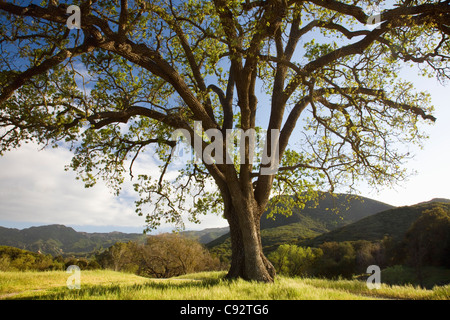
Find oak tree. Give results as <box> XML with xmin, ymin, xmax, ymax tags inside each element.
<box><xmin>1</xmin><ymin>0</ymin><xmax>449</xmax><ymax>281</ymax></box>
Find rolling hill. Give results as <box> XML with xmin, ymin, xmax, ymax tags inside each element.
<box><xmin>0</xmin><ymin>224</ymin><xmax>146</xmax><ymax>256</ymax></box>
<box><xmin>0</xmin><ymin>193</ymin><xmax>392</xmax><ymax>256</ymax></box>
<box><xmin>207</xmin><ymin>193</ymin><xmax>395</xmax><ymax>254</ymax></box>
<box><xmin>180</xmin><ymin>227</ymin><xmax>230</xmax><ymax>244</ymax></box>
<box><xmin>302</xmin><ymin>200</ymin><xmax>450</xmax><ymax>247</ymax></box>
<box><xmin>3</xmin><ymin>195</ymin><xmax>447</xmax><ymax>258</ymax></box>
<box><xmin>0</xmin><ymin>223</ymin><xmax>228</xmax><ymax>255</ymax></box>
<box><xmin>260</xmin><ymin>192</ymin><xmax>394</xmax><ymax>230</ymax></box>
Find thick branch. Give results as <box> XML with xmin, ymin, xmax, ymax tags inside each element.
<box><xmin>118</xmin><ymin>0</ymin><xmax>128</xmax><ymax>39</ymax></box>
<box><xmin>0</xmin><ymin>1</ymin><xmax>218</xmax><ymax>131</ymax></box>
<box><xmin>308</xmin><ymin>0</ymin><xmax>368</xmax><ymax>24</ymax></box>
<box><xmin>0</xmin><ymin>43</ymin><xmax>94</xmax><ymax>105</ymax></box>
<box><xmin>84</xmin><ymin>106</ymin><xmax>187</xmax><ymax>130</ymax></box>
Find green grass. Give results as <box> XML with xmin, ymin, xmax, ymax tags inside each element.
<box><xmin>0</xmin><ymin>270</ymin><xmax>448</xmax><ymax>300</ymax></box>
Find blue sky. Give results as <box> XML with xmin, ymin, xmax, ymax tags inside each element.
<box><xmin>359</xmin><ymin>75</ymin><xmax>450</xmax><ymax>206</ymax></box>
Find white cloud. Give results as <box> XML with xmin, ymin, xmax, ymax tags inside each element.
<box><xmin>0</xmin><ymin>142</ymin><xmax>147</xmax><ymax>229</ymax></box>
<box><xmin>0</xmin><ymin>142</ymin><xmax>228</xmax><ymax>232</ymax></box>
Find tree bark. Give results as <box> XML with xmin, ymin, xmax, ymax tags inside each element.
<box><xmin>223</xmin><ymin>192</ymin><xmax>276</xmax><ymax>282</ymax></box>
<box><xmin>225</xmin><ymin>205</ymin><xmax>245</xmax><ymax>279</ymax></box>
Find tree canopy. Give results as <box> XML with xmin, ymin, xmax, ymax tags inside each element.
<box><xmin>1</xmin><ymin>0</ymin><xmax>448</xmax><ymax>281</ymax></box>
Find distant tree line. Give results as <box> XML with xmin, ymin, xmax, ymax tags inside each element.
<box><xmin>268</xmin><ymin>206</ymin><xmax>450</xmax><ymax>283</ymax></box>
<box><xmin>268</xmin><ymin>240</ymin><xmax>385</xmax><ymax>279</ymax></box>
<box><xmin>0</xmin><ymin>233</ymin><xmax>222</xmax><ymax>278</ymax></box>
<box><xmin>0</xmin><ymin>245</ymin><xmax>100</xmax><ymax>271</ymax></box>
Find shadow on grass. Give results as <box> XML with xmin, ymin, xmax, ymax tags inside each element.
<box><xmin>14</xmin><ymin>277</ymin><xmax>226</xmax><ymax>300</ymax></box>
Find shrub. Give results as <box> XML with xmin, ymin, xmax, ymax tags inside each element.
<box><xmin>268</xmin><ymin>244</ymin><xmax>322</xmax><ymax>277</ymax></box>
<box><xmin>140</xmin><ymin>234</ymin><xmax>221</xmax><ymax>278</ymax></box>
<box><xmin>313</xmin><ymin>242</ymin><xmax>357</xmax><ymax>279</ymax></box>
<box><xmin>404</xmin><ymin>206</ymin><xmax>450</xmax><ymax>268</ymax></box>
<box><xmin>381</xmin><ymin>265</ymin><xmax>414</xmax><ymax>286</ymax></box>
<box><xmin>95</xmin><ymin>234</ymin><xmax>221</xmax><ymax>278</ymax></box>
<box><xmin>0</xmin><ymin>255</ymin><xmax>11</xmax><ymax>271</ymax></box>
<box><xmin>381</xmin><ymin>265</ymin><xmax>450</xmax><ymax>289</ymax></box>
<box><xmin>0</xmin><ymin>246</ymin><xmax>62</xmax><ymax>271</ymax></box>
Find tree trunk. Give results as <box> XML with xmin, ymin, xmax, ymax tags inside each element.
<box><xmin>223</xmin><ymin>196</ymin><xmax>276</xmax><ymax>282</ymax></box>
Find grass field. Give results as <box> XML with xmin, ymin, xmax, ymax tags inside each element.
<box><xmin>0</xmin><ymin>270</ymin><xmax>449</xmax><ymax>300</ymax></box>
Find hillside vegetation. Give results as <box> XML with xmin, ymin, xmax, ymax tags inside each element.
<box><xmin>0</xmin><ymin>193</ymin><xmax>392</xmax><ymax>257</ymax></box>
<box><xmin>0</xmin><ymin>234</ymin><xmax>221</xmax><ymax>279</ymax></box>
<box><xmin>265</xmin><ymin>202</ymin><xmax>450</xmax><ymax>288</ymax></box>
<box><xmin>0</xmin><ymin>224</ymin><xmax>145</xmax><ymax>256</ymax></box>
<box><xmin>303</xmin><ymin>201</ymin><xmax>450</xmax><ymax>246</ymax></box>
<box><xmin>206</xmin><ymin>199</ymin><xmax>450</xmax><ymax>288</ymax></box>
<box><xmin>207</xmin><ymin>193</ymin><xmax>394</xmax><ymax>258</ymax></box>
<box><xmin>260</xmin><ymin>193</ymin><xmax>394</xmax><ymax>230</ymax></box>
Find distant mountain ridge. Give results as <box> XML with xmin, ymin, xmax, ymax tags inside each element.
<box><xmin>260</xmin><ymin>193</ymin><xmax>395</xmax><ymax>230</ymax></box>
<box><xmin>419</xmin><ymin>198</ymin><xmax>450</xmax><ymax>205</ymax></box>
<box><xmin>0</xmin><ymin>193</ymin><xmax>391</xmax><ymax>255</ymax></box>
<box><xmin>207</xmin><ymin>197</ymin><xmax>450</xmax><ymax>257</ymax></box>
<box><xmin>180</xmin><ymin>227</ymin><xmax>230</xmax><ymax>244</ymax></box>
<box><xmin>0</xmin><ymin>224</ymin><xmax>145</xmax><ymax>256</ymax></box>
<box><xmin>302</xmin><ymin>201</ymin><xmax>450</xmax><ymax>247</ymax></box>
<box><xmin>3</xmin><ymin>195</ymin><xmax>448</xmax><ymax>257</ymax></box>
